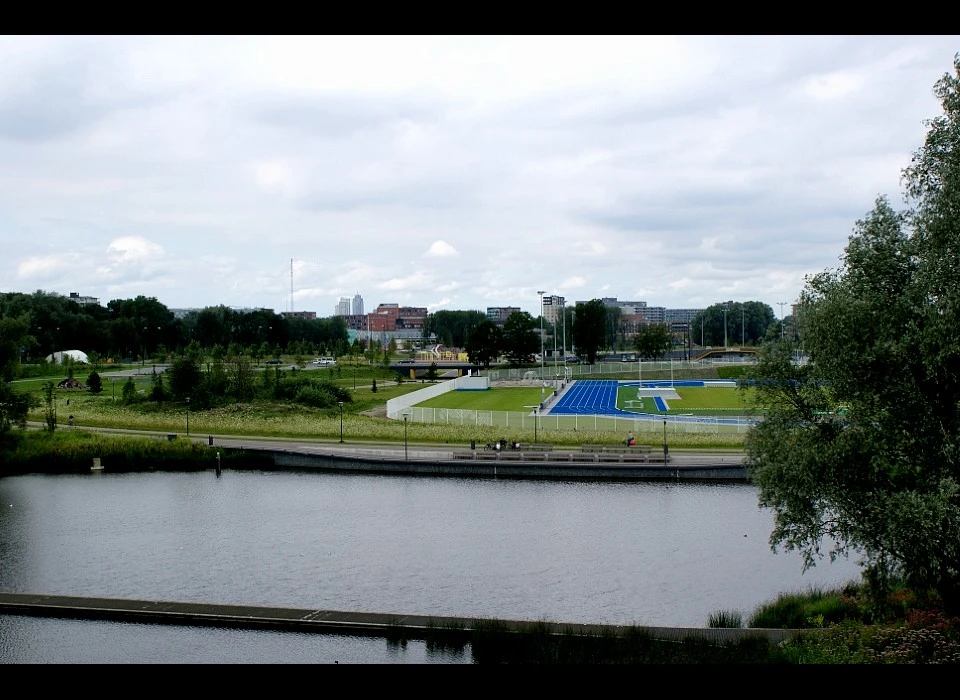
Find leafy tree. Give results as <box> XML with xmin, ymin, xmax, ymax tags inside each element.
<box><xmin>87</xmin><ymin>371</ymin><xmax>103</xmax><ymax>394</ymax></box>
<box><xmin>150</xmin><ymin>372</ymin><xmax>166</xmax><ymax>403</ymax></box>
<box><xmin>571</xmin><ymin>300</ymin><xmax>606</xmax><ymax>364</ymax></box>
<box><xmin>167</xmin><ymin>357</ymin><xmax>202</xmax><ymax>401</ymax></box>
<box><xmin>634</xmin><ymin>324</ymin><xmax>673</xmax><ymax>360</ymax></box>
<box><xmin>40</xmin><ymin>380</ymin><xmax>56</xmax><ymax>431</ymax></box>
<box><xmin>465</xmin><ymin>318</ymin><xmax>503</xmax><ymax>368</ymax></box>
<box><xmin>746</xmin><ymin>56</ymin><xmax>960</xmax><ymax>617</ymax></box>
<box><xmin>229</xmin><ymin>354</ymin><xmax>255</xmax><ymax>403</ymax></box>
<box><xmin>501</xmin><ymin>311</ymin><xmax>539</xmax><ymax>367</ymax></box>
<box><xmin>0</xmin><ymin>382</ymin><xmax>34</xmax><ymax>447</ymax></box>
<box><xmin>121</xmin><ymin>376</ymin><xmax>137</xmax><ymax>405</ymax></box>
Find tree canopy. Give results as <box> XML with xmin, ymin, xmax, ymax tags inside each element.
<box><xmin>745</xmin><ymin>55</ymin><xmax>960</xmax><ymax>616</ymax></box>
<box><xmin>633</xmin><ymin>324</ymin><xmax>673</xmax><ymax>360</ymax></box>
<box><xmin>571</xmin><ymin>300</ymin><xmax>606</xmax><ymax>364</ymax></box>
<box><xmin>501</xmin><ymin>311</ymin><xmax>538</xmax><ymax>367</ymax></box>
<box><xmin>464</xmin><ymin>318</ymin><xmax>503</xmax><ymax>368</ymax></box>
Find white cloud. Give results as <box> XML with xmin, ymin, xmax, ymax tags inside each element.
<box><xmin>106</xmin><ymin>236</ymin><xmax>164</xmax><ymax>265</ymax></box>
<box><xmin>2</xmin><ymin>36</ymin><xmax>959</xmax><ymax>317</ymax></box>
<box><xmin>17</xmin><ymin>253</ymin><xmax>87</xmax><ymax>279</ymax></box>
<box><xmin>425</xmin><ymin>240</ymin><xmax>458</xmax><ymax>257</ymax></box>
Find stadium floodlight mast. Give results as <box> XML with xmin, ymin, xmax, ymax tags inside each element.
<box><xmin>778</xmin><ymin>302</ymin><xmax>787</xmax><ymax>341</ymax></box>
<box><xmin>538</xmin><ymin>291</ymin><xmax>545</xmax><ymax>402</ymax></box>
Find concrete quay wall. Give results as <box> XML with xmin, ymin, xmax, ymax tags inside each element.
<box><xmin>238</xmin><ymin>448</ymin><xmax>748</xmax><ymax>481</ymax></box>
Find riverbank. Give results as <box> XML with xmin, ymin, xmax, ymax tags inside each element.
<box><xmin>4</xmin><ymin>428</ymin><xmax>747</xmax><ymax>481</ymax></box>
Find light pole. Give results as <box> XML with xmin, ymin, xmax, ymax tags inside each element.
<box><xmin>338</xmin><ymin>401</ymin><xmax>344</xmax><ymax>443</ymax></box>
<box><xmin>402</xmin><ymin>409</ymin><xmax>410</xmax><ymax>460</ymax></box>
<box><xmin>537</xmin><ymin>290</ymin><xmax>545</xmax><ymax>403</ymax></box>
<box><xmin>723</xmin><ymin>307</ymin><xmax>728</xmax><ymax>349</ymax></box>
<box><xmin>552</xmin><ymin>305</ymin><xmax>558</xmax><ymax>380</ymax></box>
<box><xmin>524</xmin><ymin>406</ymin><xmax>539</xmax><ymax>443</ymax></box>
<box><xmin>663</xmin><ymin>418</ymin><xmax>668</xmax><ymax>461</ymax></box>
<box><xmin>186</xmin><ymin>397</ymin><xmax>190</xmax><ymax>436</ymax></box>
<box><xmin>778</xmin><ymin>302</ymin><xmax>786</xmax><ymax>341</ymax></box>
<box><xmin>561</xmin><ymin>299</ymin><xmax>567</xmax><ymax>365</ymax></box>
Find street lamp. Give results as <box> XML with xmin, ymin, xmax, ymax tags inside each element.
<box><xmin>186</xmin><ymin>397</ymin><xmax>190</xmax><ymax>436</ymax></box>
<box><xmin>723</xmin><ymin>307</ymin><xmax>728</xmax><ymax>349</ymax></box>
<box><xmin>338</xmin><ymin>401</ymin><xmax>344</xmax><ymax>443</ymax></box>
<box><xmin>778</xmin><ymin>302</ymin><xmax>786</xmax><ymax>341</ymax></box>
<box><xmin>524</xmin><ymin>406</ymin><xmax>539</xmax><ymax>442</ymax></box>
<box><xmin>663</xmin><ymin>418</ymin><xmax>668</xmax><ymax>461</ymax></box>
<box><xmin>561</xmin><ymin>298</ymin><xmax>567</xmax><ymax>366</ymax></box>
<box><xmin>537</xmin><ymin>290</ymin><xmax>545</xmax><ymax>402</ymax></box>
<box><xmin>402</xmin><ymin>410</ymin><xmax>410</xmax><ymax>460</ymax></box>
<box><xmin>740</xmin><ymin>304</ymin><xmax>747</xmax><ymax>347</ymax></box>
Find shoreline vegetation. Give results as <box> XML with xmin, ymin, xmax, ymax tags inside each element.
<box><xmin>4</xmin><ymin>364</ymin><xmax>958</xmax><ymax>664</ymax></box>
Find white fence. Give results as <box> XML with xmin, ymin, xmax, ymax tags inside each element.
<box><xmin>386</xmin><ymin>375</ymin><xmax>488</xmax><ymax>419</ymax></box>
<box><xmin>403</xmin><ymin>407</ymin><xmax>754</xmax><ymax>436</ymax></box>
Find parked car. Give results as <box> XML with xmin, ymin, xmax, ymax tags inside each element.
<box><xmin>564</xmin><ymin>356</ymin><xmax>580</xmax><ymax>364</ymax></box>
<box><xmin>398</xmin><ymin>359</ymin><xmax>416</xmax><ymax>364</ymax></box>
<box><xmin>266</xmin><ymin>358</ymin><xmax>283</xmax><ymax>365</ymax></box>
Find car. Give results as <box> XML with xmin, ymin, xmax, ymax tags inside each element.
<box><xmin>266</xmin><ymin>358</ymin><xmax>282</xmax><ymax>365</ymax></box>
<box><xmin>398</xmin><ymin>359</ymin><xmax>416</xmax><ymax>364</ymax></box>
<box><xmin>564</xmin><ymin>356</ymin><xmax>580</xmax><ymax>364</ymax></box>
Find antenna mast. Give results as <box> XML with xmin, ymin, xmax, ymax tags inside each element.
<box><xmin>290</xmin><ymin>258</ymin><xmax>294</xmax><ymax>313</ymax></box>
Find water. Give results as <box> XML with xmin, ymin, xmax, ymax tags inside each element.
<box><xmin>0</xmin><ymin>469</ymin><xmax>861</xmax><ymax>663</ymax></box>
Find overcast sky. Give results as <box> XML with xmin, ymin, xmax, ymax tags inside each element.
<box><xmin>2</xmin><ymin>36</ymin><xmax>958</xmax><ymax>319</ymax></box>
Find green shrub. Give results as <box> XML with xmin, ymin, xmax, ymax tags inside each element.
<box><xmin>709</xmin><ymin>610</ymin><xmax>744</xmax><ymax>628</ymax></box>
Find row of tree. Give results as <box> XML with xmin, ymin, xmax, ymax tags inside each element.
<box><xmin>0</xmin><ymin>293</ymin><xmax>351</xmax><ymax>367</ymax></box>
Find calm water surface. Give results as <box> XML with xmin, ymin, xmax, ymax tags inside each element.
<box><xmin>0</xmin><ymin>469</ymin><xmax>861</xmax><ymax>663</ymax></box>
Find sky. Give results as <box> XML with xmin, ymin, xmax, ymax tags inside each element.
<box><xmin>2</xmin><ymin>35</ymin><xmax>959</xmax><ymax>320</ymax></box>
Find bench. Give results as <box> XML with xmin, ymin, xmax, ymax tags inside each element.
<box><xmin>524</xmin><ymin>443</ymin><xmax>554</xmax><ymax>452</ymax></box>
<box><xmin>596</xmin><ymin>452</ymin><xmax>649</xmax><ymax>463</ymax></box>
<box><xmin>581</xmin><ymin>444</ymin><xmax>652</xmax><ymax>454</ymax></box>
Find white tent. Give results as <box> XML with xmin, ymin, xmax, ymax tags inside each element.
<box><xmin>45</xmin><ymin>349</ymin><xmax>90</xmax><ymax>364</ymax></box>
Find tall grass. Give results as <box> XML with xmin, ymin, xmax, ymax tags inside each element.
<box><xmin>0</xmin><ymin>430</ymin><xmax>269</xmax><ymax>474</ymax></box>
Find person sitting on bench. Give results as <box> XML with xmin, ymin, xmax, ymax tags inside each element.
<box><xmin>626</xmin><ymin>433</ymin><xmax>636</xmax><ymax>447</ymax></box>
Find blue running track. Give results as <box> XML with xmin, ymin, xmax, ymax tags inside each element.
<box><xmin>549</xmin><ymin>379</ymin><xmax>755</xmax><ymax>426</ymax></box>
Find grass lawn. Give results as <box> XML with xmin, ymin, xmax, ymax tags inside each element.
<box><xmin>415</xmin><ymin>387</ymin><xmax>544</xmax><ymax>411</ymax></box>
<box><xmin>617</xmin><ymin>386</ymin><xmax>757</xmax><ymax>415</ymax></box>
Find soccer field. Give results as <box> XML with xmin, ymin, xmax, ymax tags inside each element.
<box><xmin>617</xmin><ymin>386</ymin><xmax>754</xmax><ymax>415</ymax></box>
<box><xmin>415</xmin><ymin>387</ymin><xmax>545</xmax><ymax>411</ymax></box>
<box><xmin>414</xmin><ymin>381</ymin><xmax>754</xmax><ymax>417</ymax></box>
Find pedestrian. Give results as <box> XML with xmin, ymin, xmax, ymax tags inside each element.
<box><xmin>626</xmin><ymin>432</ymin><xmax>635</xmax><ymax>447</ymax></box>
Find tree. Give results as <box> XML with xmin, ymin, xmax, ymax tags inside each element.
<box><xmin>87</xmin><ymin>371</ymin><xmax>103</xmax><ymax>394</ymax></box>
<box><xmin>167</xmin><ymin>357</ymin><xmax>202</xmax><ymax>402</ymax></box>
<box><xmin>41</xmin><ymin>380</ymin><xmax>56</xmax><ymax>431</ymax></box>
<box><xmin>745</xmin><ymin>56</ymin><xmax>960</xmax><ymax>616</ymax></box>
<box><xmin>571</xmin><ymin>300</ymin><xmax>606</xmax><ymax>364</ymax></box>
<box><xmin>634</xmin><ymin>324</ymin><xmax>673</xmax><ymax>360</ymax></box>
<box><xmin>501</xmin><ymin>312</ymin><xmax>538</xmax><ymax>367</ymax></box>
<box><xmin>0</xmin><ymin>381</ymin><xmax>33</xmax><ymax>446</ymax></box>
<box><xmin>121</xmin><ymin>376</ymin><xmax>137</xmax><ymax>405</ymax></box>
<box><xmin>464</xmin><ymin>319</ymin><xmax>503</xmax><ymax>368</ymax></box>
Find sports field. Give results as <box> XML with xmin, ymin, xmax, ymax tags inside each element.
<box><xmin>415</xmin><ymin>380</ymin><xmax>755</xmax><ymax>418</ymax></box>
